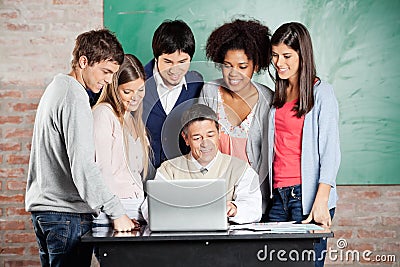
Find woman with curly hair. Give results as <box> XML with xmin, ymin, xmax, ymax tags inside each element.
<box><xmin>198</xmin><ymin>19</ymin><xmax>273</xmax><ymax>220</ymax></box>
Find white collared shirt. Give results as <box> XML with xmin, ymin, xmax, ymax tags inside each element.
<box><xmin>153</xmin><ymin>64</ymin><xmax>187</xmax><ymax>115</ymax></box>
<box><xmin>186</xmin><ymin>152</ymin><xmax>261</xmax><ymax>224</ymax></box>
<box><xmin>188</xmin><ymin>152</ymin><xmax>217</xmax><ymax>171</ymax></box>
<box><xmin>141</xmin><ymin>151</ymin><xmax>262</xmax><ymax>224</ymax></box>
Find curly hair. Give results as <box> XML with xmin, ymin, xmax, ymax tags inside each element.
<box><xmin>206</xmin><ymin>19</ymin><xmax>271</xmax><ymax>73</ymax></box>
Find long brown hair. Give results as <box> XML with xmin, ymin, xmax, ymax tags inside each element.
<box><xmin>95</xmin><ymin>54</ymin><xmax>150</xmax><ymax>178</ymax></box>
<box><xmin>269</xmin><ymin>22</ymin><xmax>317</xmax><ymax>117</ymax></box>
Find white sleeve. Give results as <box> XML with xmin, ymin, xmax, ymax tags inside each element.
<box><xmin>229</xmin><ymin>167</ymin><xmax>262</xmax><ymax>224</ymax></box>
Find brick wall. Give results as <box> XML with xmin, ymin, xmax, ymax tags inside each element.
<box><xmin>326</xmin><ymin>186</ymin><xmax>399</xmax><ymax>266</ymax></box>
<box><xmin>0</xmin><ymin>0</ymin><xmax>103</xmax><ymax>266</ymax></box>
<box><xmin>0</xmin><ymin>1</ymin><xmax>399</xmax><ymax>267</ymax></box>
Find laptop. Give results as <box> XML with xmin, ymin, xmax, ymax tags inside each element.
<box><xmin>146</xmin><ymin>179</ymin><xmax>228</xmax><ymax>232</ymax></box>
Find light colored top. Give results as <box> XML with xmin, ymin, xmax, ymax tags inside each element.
<box><xmin>92</xmin><ymin>103</ymin><xmax>144</xmax><ymax>199</ymax></box>
<box><xmin>199</xmin><ymin>78</ymin><xmax>274</xmax><ymax>213</ymax></box>
<box><xmin>217</xmin><ymin>89</ymin><xmax>257</xmax><ymax>138</ymax></box>
<box><xmin>267</xmin><ymin>80</ymin><xmax>340</xmax><ymax>215</ymax></box>
<box><xmin>199</xmin><ymin>79</ymin><xmax>272</xmax><ymax>170</ymax></box>
<box><xmin>273</xmin><ymin>98</ymin><xmax>304</xmax><ymax>188</ymax></box>
<box><xmin>141</xmin><ymin>152</ymin><xmax>262</xmax><ymax>224</ymax></box>
<box><xmin>219</xmin><ymin>131</ymin><xmax>248</xmax><ymax>162</ymax></box>
<box><xmin>93</xmin><ymin>197</ymin><xmax>144</xmax><ymax>227</ymax></box>
<box><xmin>217</xmin><ymin>88</ymin><xmax>257</xmax><ymax>162</ymax></box>
<box><xmin>153</xmin><ymin>63</ymin><xmax>187</xmax><ymax>115</ymax></box>
<box><xmin>25</xmin><ymin>73</ymin><xmax>125</xmax><ymax>219</ymax></box>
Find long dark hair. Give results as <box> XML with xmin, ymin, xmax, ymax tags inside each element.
<box><xmin>269</xmin><ymin>22</ymin><xmax>317</xmax><ymax>117</ymax></box>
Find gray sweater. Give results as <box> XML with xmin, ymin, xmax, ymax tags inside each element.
<box><xmin>25</xmin><ymin>74</ymin><xmax>125</xmax><ymax>219</ymax></box>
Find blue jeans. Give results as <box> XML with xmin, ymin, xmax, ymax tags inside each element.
<box><xmin>30</xmin><ymin>211</ymin><xmax>93</xmax><ymax>267</ymax></box>
<box><xmin>268</xmin><ymin>185</ymin><xmax>335</xmax><ymax>267</ymax></box>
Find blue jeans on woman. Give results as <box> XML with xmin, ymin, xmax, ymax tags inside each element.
<box><xmin>268</xmin><ymin>184</ymin><xmax>335</xmax><ymax>267</ymax></box>
<box><xmin>30</xmin><ymin>211</ymin><xmax>93</xmax><ymax>267</ymax></box>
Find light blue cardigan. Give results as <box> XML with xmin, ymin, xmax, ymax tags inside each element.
<box><xmin>267</xmin><ymin>80</ymin><xmax>340</xmax><ymax>215</ymax></box>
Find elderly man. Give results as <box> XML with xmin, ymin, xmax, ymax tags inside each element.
<box><xmin>142</xmin><ymin>104</ymin><xmax>261</xmax><ymax>224</ymax></box>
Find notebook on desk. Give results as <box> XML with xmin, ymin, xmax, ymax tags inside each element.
<box><xmin>146</xmin><ymin>179</ymin><xmax>228</xmax><ymax>232</ymax></box>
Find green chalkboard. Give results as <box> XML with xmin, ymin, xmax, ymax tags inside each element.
<box><xmin>104</xmin><ymin>0</ymin><xmax>400</xmax><ymax>185</ymax></box>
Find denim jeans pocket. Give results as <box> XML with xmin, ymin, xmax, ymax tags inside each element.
<box><xmin>31</xmin><ymin>217</ymin><xmax>45</xmax><ymax>252</ymax></box>
<box><xmin>80</xmin><ymin>216</ymin><xmax>92</xmax><ymax>237</ymax></box>
<box><xmin>38</xmin><ymin>220</ymin><xmax>70</xmax><ymax>254</ymax></box>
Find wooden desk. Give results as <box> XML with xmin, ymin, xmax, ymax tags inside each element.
<box><xmin>82</xmin><ymin>226</ymin><xmax>333</xmax><ymax>267</ymax></box>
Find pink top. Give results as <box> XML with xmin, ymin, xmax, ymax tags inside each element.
<box><xmin>92</xmin><ymin>103</ymin><xmax>144</xmax><ymax>199</ymax></box>
<box><xmin>273</xmin><ymin>99</ymin><xmax>305</xmax><ymax>188</ymax></box>
<box><xmin>216</xmin><ymin>89</ymin><xmax>256</xmax><ymax>163</ymax></box>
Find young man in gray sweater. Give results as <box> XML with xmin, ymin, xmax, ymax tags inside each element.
<box><xmin>25</xmin><ymin>29</ymin><xmax>136</xmax><ymax>267</ymax></box>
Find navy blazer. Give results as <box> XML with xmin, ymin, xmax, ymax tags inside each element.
<box><xmin>143</xmin><ymin>59</ymin><xmax>204</xmax><ymax>170</ymax></box>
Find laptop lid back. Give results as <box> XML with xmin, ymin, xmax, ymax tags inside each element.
<box><xmin>147</xmin><ymin>179</ymin><xmax>228</xmax><ymax>231</ymax></box>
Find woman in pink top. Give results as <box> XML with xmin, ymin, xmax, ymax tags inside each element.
<box><xmin>199</xmin><ymin>19</ymin><xmax>274</xmax><ymax>219</ymax></box>
<box><xmin>200</xmin><ymin>19</ymin><xmax>273</xmax><ymax>163</ymax></box>
<box><xmin>267</xmin><ymin>22</ymin><xmax>340</xmax><ymax>267</ymax></box>
<box><xmin>92</xmin><ymin>54</ymin><xmax>150</xmax><ymax>229</ymax></box>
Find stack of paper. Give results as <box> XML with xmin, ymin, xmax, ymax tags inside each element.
<box><xmin>229</xmin><ymin>221</ymin><xmax>324</xmax><ymax>233</ymax></box>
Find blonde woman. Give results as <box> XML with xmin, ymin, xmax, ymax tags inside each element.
<box><xmin>92</xmin><ymin>54</ymin><xmax>150</xmax><ymax>229</ymax></box>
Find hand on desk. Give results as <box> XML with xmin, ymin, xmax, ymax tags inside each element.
<box><xmin>113</xmin><ymin>214</ymin><xmax>140</xmax><ymax>232</ymax></box>
<box><xmin>131</xmin><ymin>218</ymin><xmax>141</xmax><ymax>228</ymax></box>
<box><xmin>302</xmin><ymin>183</ymin><xmax>332</xmax><ymax>227</ymax></box>
<box><xmin>227</xmin><ymin>201</ymin><xmax>237</xmax><ymax>217</ymax></box>
<box><xmin>301</xmin><ymin>200</ymin><xmax>331</xmax><ymax>227</ymax></box>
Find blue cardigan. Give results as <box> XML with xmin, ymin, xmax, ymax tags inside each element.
<box><xmin>143</xmin><ymin>59</ymin><xmax>204</xmax><ymax>169</ymax></box>
<box><xmin>267</xmin><ymin>80</ymin><xmax>340</xmax><ymax>215</ymax></box>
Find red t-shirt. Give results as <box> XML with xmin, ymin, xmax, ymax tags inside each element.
<box><xmin>273</xmin><ymin>99</ymin><xmax>305</xmax><ymax>188</ymax></box>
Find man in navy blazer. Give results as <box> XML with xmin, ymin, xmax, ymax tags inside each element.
<box><xmin>143</xmin><ymin>19</ymin><xmax>204</xmax><ymax>173</ymax></box>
